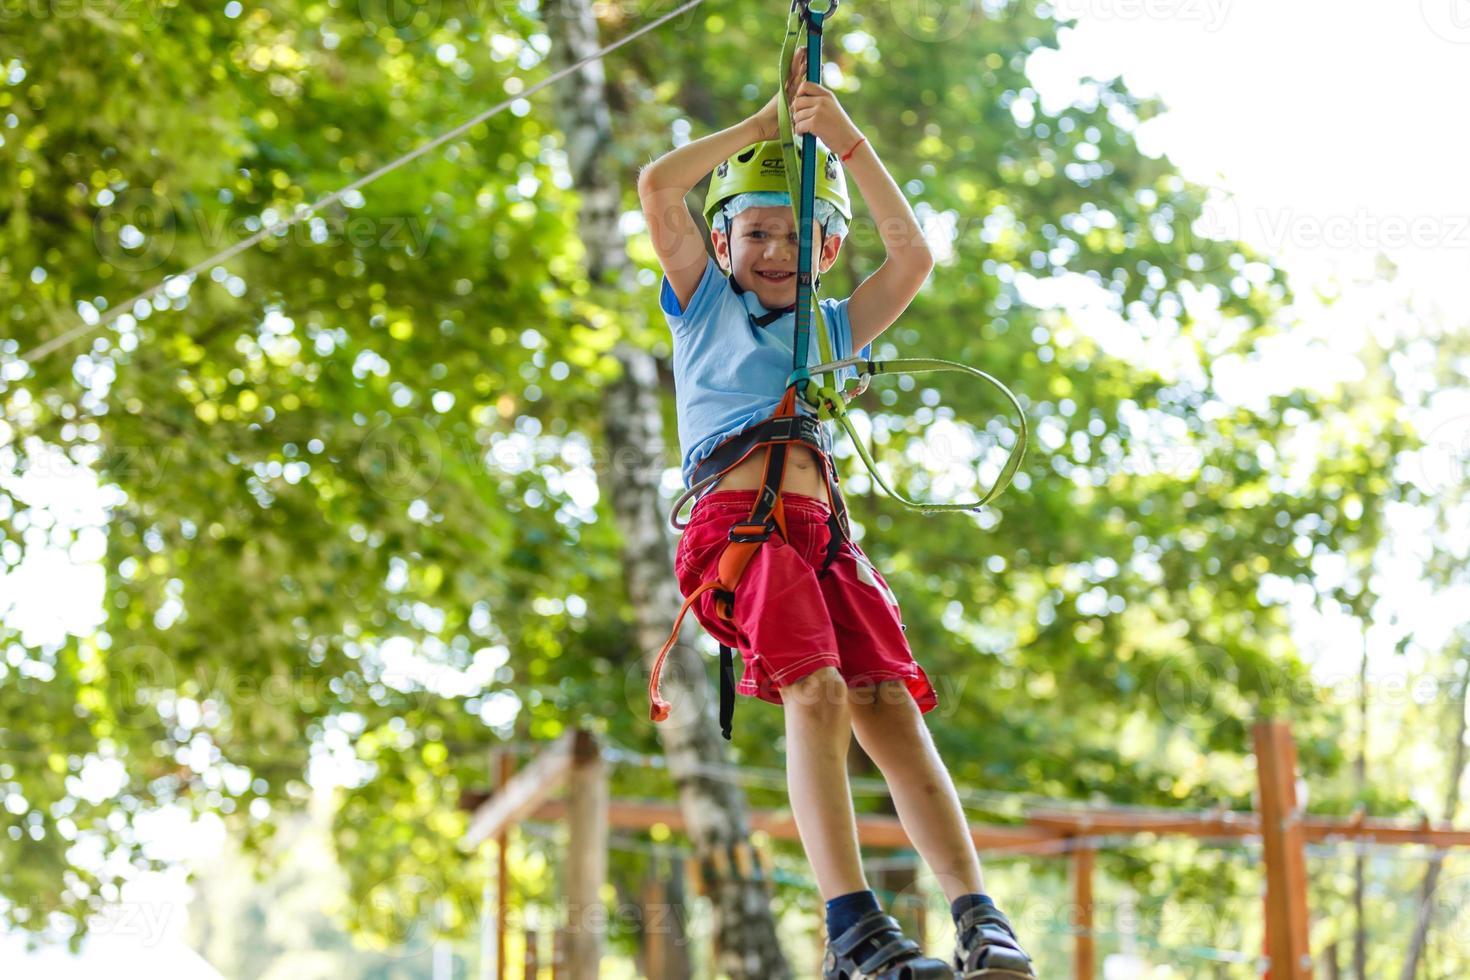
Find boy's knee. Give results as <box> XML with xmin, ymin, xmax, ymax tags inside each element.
<box><xmin>849</xmin><ymin>679</ymin><xmax>911</xmax><ymax>713</ymax></box>
<box><xmin>781</xmin><ymin>665</ymin><xmax>847</xmax><ymax>712</ymax></box>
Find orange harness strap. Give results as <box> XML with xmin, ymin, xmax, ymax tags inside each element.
<box><xmin>648</xmin><ymin>390</ymin><xmax>798</xmax><ymax>724</ymax></box>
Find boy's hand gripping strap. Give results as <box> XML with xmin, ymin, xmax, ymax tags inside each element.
<box><xmin>777</xmin><ymin>1</ymin><xmax>839</xmax><ymax>409</ymax></box>
<box><xmin>773</xmin><ymin>1</ymin><xmax>1029</xmax><ymax>513</ymax></box>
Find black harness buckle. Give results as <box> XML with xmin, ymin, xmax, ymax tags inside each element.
<box><xmin>728</xmin><ymin>521</ymin><xmax>775</xmax><ymax>544</ymax></box>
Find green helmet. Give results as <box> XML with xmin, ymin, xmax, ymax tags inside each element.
<box><xmin>702</xmin><ymin>139</ymin><xmax>852</xmax><ymax>227</ymax></box>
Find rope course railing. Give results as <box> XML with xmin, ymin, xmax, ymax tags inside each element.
<box><xmin>465</xmin><ymin>724</ymin><xmax>1470</xmax><ymax>978</ymax></box>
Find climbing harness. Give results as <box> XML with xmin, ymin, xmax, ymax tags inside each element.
<box><xmin>647</xmin><ymin>0</ymin><xmax>1029</xmax><ymax>740</ymax></box>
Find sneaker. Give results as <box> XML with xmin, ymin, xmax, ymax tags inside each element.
<box><xmin>952</xmin><ymin>902</ymin><xmax>1036</xmax><ymax>978</ymax></box>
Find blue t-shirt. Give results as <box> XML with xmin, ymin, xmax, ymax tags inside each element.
<box><xmin>662</xmin><ymin>255</ymin><xmax>873</xmax><ymax>489</ymax></box>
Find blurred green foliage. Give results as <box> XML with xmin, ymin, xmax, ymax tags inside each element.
<box><xmin>0</xmin><ymin>0</ymin><xmax>1464</xmax><ymax>975</ymax></box>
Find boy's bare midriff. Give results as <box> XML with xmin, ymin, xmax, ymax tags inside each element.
<box><xmin>709</xmin><ymin>442</ymin><xmax>831</xmax><ymax>507</ymax></box>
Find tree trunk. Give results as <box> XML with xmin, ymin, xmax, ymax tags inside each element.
<box><xmin>1398</xmin><ymin>654</ymin><xmax>1470</xmax><ymax>980</ymax></box>
<box><xmin>542</xmin><ymin>3</ymin><xmax>794</xmax><ymax>978</ymax></box>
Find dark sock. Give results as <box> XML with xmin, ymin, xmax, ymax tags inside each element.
<box><xmin>825</xmin><ymin>888</ymin><xmax>881</xmax><ymax>941</ymax></box>
<box><xmin>951</xmin><ymin>892</ymin><xmax>995</xmax><ymax>924</ymax></box>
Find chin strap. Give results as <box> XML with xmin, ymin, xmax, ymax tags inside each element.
<box><xmin>719</xmin><ymin>203</ymin><xmax>832</xmax><ymax>329</ymax></box>
<box><xmin>726</xmin><ymin>273</ymin><xmax>792</xmax><ymax>327</ymax></box>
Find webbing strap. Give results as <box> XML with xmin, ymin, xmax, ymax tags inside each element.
<box><xmin>689</xmin><ymin>413</ymin><xmax>827</xmax><ymax>487</ymax></box>
<box><xmin>773</xmin><ymin>1</ymin><xmax>1027</xmax><ymax>514</ymax></box>
<box><xmin>776</xmin><ymin>1</ymin><xmax>839</xmax><ymax>405</ymax></box>
<box><xmin>718</xmin><ymin>644</ymin><xmax>736</xmax><ymax>740</ymax></box>
<box><xmin>648</xmin><ymin>534</ymin><xmax>768</xmax><ymax>739</ymax></box>
<box><xmin>806</xmin><ymin>355</ymin><xmax>1029</xmax><ymax>510</ymax></box>
<box><xmin>648</xmin><ymin>580</ymin><xmax>720</xmax><ymax>724</ymax></box>
<box><xmin>665</xmin><ymin>414</ymin><xmax>824</xmax><ymax>529</ymax></box>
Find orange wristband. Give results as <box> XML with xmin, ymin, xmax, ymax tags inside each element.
<box><xmin>841</xmin><ymin>136</ymin><xmax>867</xmax><ymax>162</ymax></box>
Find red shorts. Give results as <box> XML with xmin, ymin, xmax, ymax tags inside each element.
<box><xmin>674</xmin><ymin>488</ymin><xmax>938</xmax><ymax>713</ymax></box>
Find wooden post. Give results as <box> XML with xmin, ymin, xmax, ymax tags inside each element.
<box><xmin>1073</xmin><ymin>841</ymin><xmax>1095</xmax><ymax>980</ymax></box>
<box><xmin>732</xmin><ymin>839</ymin><xmax>754</xmax><ymax>883</ymax></box>
<box><xmin>1263</xmin><ymin>888</ymin><xmax>1273</xmax><ymax>979</ymax></box>
<box><xmin>1280</xmin><ymin>727</ymin><xmax>1312</xmax><ymax>975</ymax></box>
<box><xmin>1254</xmin><ymin>719</ymin><xmax>1313</xmax><ymax>979</ymax></box>
<box><xmin>551</xmin><ymin>927</ymin><xmax>568</xmax><ymax>980</ymax></box>
<box><xmin>685</xmin><ymin>855</ymin><xmax>704</xmax><ymax>897</ymax></box>
<box><xmin>1323</xmin><ymin>940</ymin><xmax>1340</xmax><ymax>979</ymax></box>
<box><xmin>564</xmin><ymin>728</ymin><xmax>608</xmax><ymax>980</ymax></box>
<box><xmin>495</xmin><ymin>749</ymin><xmax>513</xmax><ymax>980</ymax></box>
<box><xmin>524</xmin><ymin>928</ymin><xmax>539</xmax><ymax>980</ymax></box>
<box><xmin>464</xmin><ymin>732</ymin><xmax>580</xmax><ymax>848</ymax></box>
<box><xmin>480</xmin><ymin>866</ymin><xmax>497</xmax><ymax>980</ymax></box>
<box><xmin>642</xmin><ymin>875</ymin><xmax>666</xmax><ymax>980</ymax></box>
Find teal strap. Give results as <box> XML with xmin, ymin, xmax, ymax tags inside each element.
<box><xmin>771</xmin><ymin>2</ymin><xmax>1028</xmax><ymax>514</ymax></box>
<box><xmin>776</xmin><ymin>4</ymin><xmax>838</xmax><ymax>404</ymax></box>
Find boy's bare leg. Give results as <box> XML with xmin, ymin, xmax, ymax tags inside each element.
<box><xmin>848</xmin><ymin>680</ymin><xmax>986</xmax><ymax>901</ymax></box>
<box><xmin>782</xmin><ymin>665</ymin><xmax>869</xmax><ymax>901</ymax></box>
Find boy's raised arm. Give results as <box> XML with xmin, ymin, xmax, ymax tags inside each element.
<box><xmin>787</xmin><ymin>77</ymin><xmax>935</xmax><ymax>353</ymax></box>
<box><xmin>636</xmin><ymin>115</ymin><xmax>763</xmax><ymax>311</ymax></box>
<box><xmin>637</xmin><ymin>57</ymin><xmax>805</xmax><ymax>310</ymax></box>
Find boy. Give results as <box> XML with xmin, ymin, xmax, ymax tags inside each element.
<box><xmin>636</xmin><ymin>52</ymin><xmax>1036</xmax><ymax>980</ymax></box>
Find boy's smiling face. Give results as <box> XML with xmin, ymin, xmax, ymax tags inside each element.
<box><xmin>712</xmin><ymin>206</ymin><xmax>842</xmax><ymax>310</ymax></box>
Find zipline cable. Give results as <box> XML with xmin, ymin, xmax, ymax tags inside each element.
<box><xmin>17</xmin><ymin>0</ymin><xmax>713</xmax><ymax>367</ymax></box>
